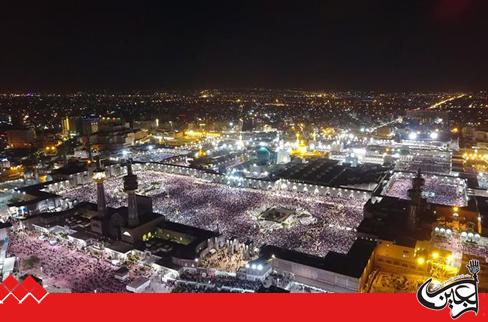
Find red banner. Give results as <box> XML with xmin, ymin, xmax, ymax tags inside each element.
<box><xmin>1</xmin><ymin>293</ymin><xmax>486</xmax><ymax>321</ymax></box>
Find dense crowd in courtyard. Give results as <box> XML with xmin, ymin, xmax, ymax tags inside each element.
<box><xmin>131</xmin><ymin>148</ymin><xmax>190</xmax><ymax>163</ymax></box>
<box><xmin>395</xmin><ymin>152</ymin><xmax>451</xmax><ymax>174</ymax></box>
<box><xmin>61</xmin><ymin>170</ymin><xmax>364</xmax><ymax>256</ymax></box>
<box><xmin>7</xmin><ymin>230</ymin><xmax>129</xmax><ymax>292</ymax></box>
<box><xmin>383</xmin><ymin>173</ymin><xmax>467</xmax><ymax>207</ymax></box>
<box><xmin>175</xmin><ymin>271</ymin><xmax>262</xmax><ymax>292</ymax></box>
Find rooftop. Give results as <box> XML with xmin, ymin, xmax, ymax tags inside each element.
<box><xmin>261</xmin><ymin>239</ymin><xmax>376</xmax><ymax>278</ymax></box>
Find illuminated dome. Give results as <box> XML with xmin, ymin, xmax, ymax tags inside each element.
<box><xmin>256</xmin><ymin>146</ymin><xmax>271</xmax><ymax>165</ymax></box>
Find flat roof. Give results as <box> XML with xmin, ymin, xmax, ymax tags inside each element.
<box><xmin>69</xmin><ymin>230</ymin><xmax>99</xmax><ymax>241</ymax></box>
<box><xmin>51</xmin><ymin>163</ymin><xmax>87</xmax><ymax>175</ymax></box>
<box><xmin>115</xmin><ymin>266</ymin><xmax>129</xmax><ymax>275</ymax></box>
<box><xmin>127</xmin><ymin>277</ymin><xmax>150</xmax><ymax>289</ymax></box>
<box><xmin>261</xmin><ymin>239</ymin><xmax>376</xmax><ymax>278</ymax></box>
<box><xmin>153</xmin><ymin>257</ymin><xmax>181</xmax><ymax>271</ymax></box>
<box><xmin>106</xmin><ymin>241</ymin><xmax>135</xmax><ymax>254</ymax></box>
<box><xmin>159</xmin><ymin>221</ymin><xmax>220</xmax><ymax>241</ymax></box>
<box><xmin>8</xmin><ymin>190</ymin><xmax>58</xmax><ymax>207</ymax></box>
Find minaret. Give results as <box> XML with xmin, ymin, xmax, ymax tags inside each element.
<box><xmin>124</xmin><ymin>159</ymin><xmax>139</xmax><ymax>227</ymax></box>
<box><xmin>92</xmin><ymin>158</ymin><xmax>107</xmax><ymax>218</ymax></box>
<box><xmin>407</xmin><ymin>168</ymin><xmax>425</xmax><ymax>231</ymax></box>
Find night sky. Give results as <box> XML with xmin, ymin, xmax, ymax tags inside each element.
<box><xmin>1</xmin><ymin>0</ymin><xmax>487</xmax><ymax>91</ymax></box>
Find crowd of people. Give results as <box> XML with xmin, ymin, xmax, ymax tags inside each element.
<box><xmin>62</xmin><ymin>172</ymin><xmax>167</xmax><ymax>207</ymax></box>
<box><xmin>395</xmin><ymin>153</ymin><xmax>451</xmax><ymax>174</ymax></box>
<box><xmin>199</xmin><ymin>246</ymin><xmax>248</xmax><ymax>272</ymax></box>
<box><xmin>61</xmin><ymin>170</ymin><xmax>364</xmax><ymax>257</ymax></box>
<box><xmin>7</xmin><ymin>230</ymin><xmax>129</xmax><ymax>292</ymax></box>
<box><xmin>383</xmin><ymin>173</ymin><xmax>467</xmax><ymax>207</ymax></box>
<box><xmin>131</xmin><ymin>148</ymin><xmax>189</xmax><ymax>163</ymax></box>
<box><xmin>175</xmin><ymin>271</ymin><xmax>262</xmax><ymax>292</ymax></box>
<box><xmin>433</xmin><ymin>230</ymin><xmax>488</xmax><ymax>262</ymax></box>
<box><xmin>370</xmin><ymin>271</ymin><xmax>423</xmax><ymax>293</ymax></box>
<box><xmin>171</xmin><ymin>283</ymin><xmax>244</xmax><ymax>293</ymax></box>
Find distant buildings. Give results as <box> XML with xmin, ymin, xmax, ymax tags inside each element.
<box><xmin>6</xmin><ymin>128</ymin><xmax>36</xmax><ymax>149</ymax></box>
<box><xmin>1</xmin><ymin>90</ymin><xmax>488</xmax><ymax>292</ymax></box>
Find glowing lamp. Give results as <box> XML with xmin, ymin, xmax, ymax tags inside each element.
<box><xmin>408</xmin><ymin>132</ymin><xmax>417</xmax><ymax>140</ymax></box>
<box><xmin>92</xmin><ymin>171</ymin><xmax>106</xmax><ymax>182</ymax></box>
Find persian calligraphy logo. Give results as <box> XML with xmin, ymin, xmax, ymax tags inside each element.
<box><xmin>0</xmin><ymin>275</ymin><xmax>48</xmax><ymax>304</ymax></box>
<box><xmin>417</xmin><ymin>259</ymin><xmax>480</xmax><ymax>319</ymax></box>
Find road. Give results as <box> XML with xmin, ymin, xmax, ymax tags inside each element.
<box><xmin>428</xmin><ymin>94</ymin><xmax>466</xmax><ymax>110</ymax></box>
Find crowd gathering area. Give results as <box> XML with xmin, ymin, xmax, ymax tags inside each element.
<box><xmin>394</xmin><ymin>151</ymin><xmax>452</xmax><ymax>174</ymax></box>
<box><xmin>61</xmin><ymin>170</ymin><xmax>365</xmax><ymax>257</ymax></box>
<box><xmin>199</xmin><ymin>246</ymin><xmax>248</xmax><ymax>272</ymax></box>
<box><xmin>382</xmin><ymin>172</ymin><xmax>467</xmax><ymax>207</ymax></box>
<box><xmin>7</xmin><ymin>230</ymin><xmax>131</xmax><ymax>292</ymax></box>
<box><xmin>7</xmin><ymin>226</ymin><xmax>268</xmax><ymax>293</ymax></box>
<box><xmin>130</xmin><ymin>147</ymin><xmax>190</xmax><ymax>163</ymax></box>
<box><xmin>171</xmin><ymin>271</ymin><xmax>262</xmax><ymax>293</ymax></box>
